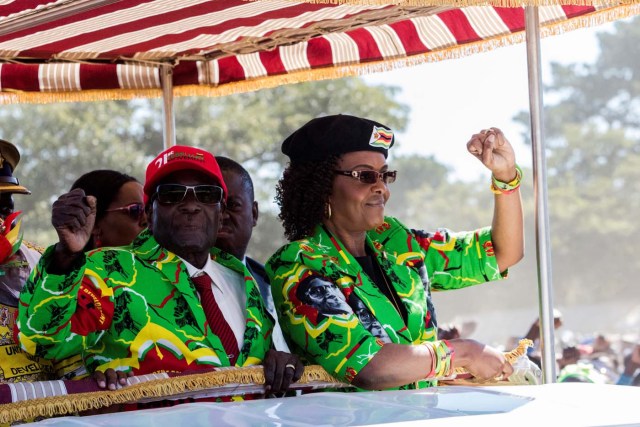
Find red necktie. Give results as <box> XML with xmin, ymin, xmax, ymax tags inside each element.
<box><xmin>192</xmin><ymin>273</ymin><xmax>239</xmax><ymax>365</ymax></box>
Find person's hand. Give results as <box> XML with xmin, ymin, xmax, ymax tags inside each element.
<box><xmin>466</xmin><ymin>127</ymin><xmax>516</xmax><ymax>182</ymax></box>
<box><xmin>262</xmin><ymin>349</ymin><xmax>304</xmax><ymax>395</ymax></box>
<box><xmin>93</xmin><ymin>368</ymin><xmax>133</xmax><ymax>390</ymax></box>
<box><xmin>52</xmin><ymin>188</ymin><xmax>96</xmax><ymax>255</ymax></box>
<box><xmin>450</xmin><ymin>339</ymin><xmax>513</xmax><ymax>382</ymax></box>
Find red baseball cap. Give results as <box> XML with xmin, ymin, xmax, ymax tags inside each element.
<box><xmin>144</xmin><ymin>145</ymin><xmax>227</xmax><ymax>201</ymax></box>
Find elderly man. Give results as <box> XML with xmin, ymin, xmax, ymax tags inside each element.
<box><xmin>17</xmin><ymin>145</ymin><xmax>302</xmax><ymax>394</ymax></box>
<box><xmin>0</xmin><ymin>139</ymin><xmax>53</xmax><ymax>383</ymax></box>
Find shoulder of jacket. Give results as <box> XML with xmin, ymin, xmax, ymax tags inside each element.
<box><xmin>368</xmin><ymin>216</ymin><xmax>409</xmax><ymax>238</ymax></box>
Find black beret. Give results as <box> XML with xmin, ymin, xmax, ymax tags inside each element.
<box><xmin>281</xmin><ymin>114</ymin><xmax>395</xmax><ymax>162</ymax></box>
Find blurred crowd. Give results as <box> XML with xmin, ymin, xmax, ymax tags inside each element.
<box><xmin>440</xmin><ymin>310</ymin><xmax>640</xmax><ymax>386</ymax></box>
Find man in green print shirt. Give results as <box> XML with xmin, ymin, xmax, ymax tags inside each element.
<box><xmin>18</xmin><ymin>146</ymin><xmax>302</xmax><ymax>394</ymax></box>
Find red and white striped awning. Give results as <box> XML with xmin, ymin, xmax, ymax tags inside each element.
<box><xmin>0</xmin><ymin>0</ymin><xmax>638</xmax><ymax>103</ymax></box>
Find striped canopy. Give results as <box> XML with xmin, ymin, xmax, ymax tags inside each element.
<box><xmin>0</xmin><ymin>0</ymin><xmax>638</xmax><ymax>104</ymax></box>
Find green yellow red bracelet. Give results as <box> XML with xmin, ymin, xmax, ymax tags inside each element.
<box><xmin>435</xmin><ymin>340</ymin><xmax>455</xmax><ymax>378</ymax></box>
<box><xmin>490</xmin><ymin>165</ymin><xmax>522</xmax><ymax>195</ymax></box>
<box><xmin>423</xmin><ymin>340</ymin><xmax>455</xmax><ymax>379</ymax></box>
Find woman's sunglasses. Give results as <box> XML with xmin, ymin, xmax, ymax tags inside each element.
<box><xmin>334</xmin><ymin>170</ymin><xmax>397</xmax><ymax>184</ymax></box>
<box><xmin>106</xmin><ymin>203</ymin><xmax>145</xmax><ymax>221</ymax></box>
<box><xmin>155</xmin><ymin>184</ymin><xmax>224</xmax><ymax>205</ymax></box>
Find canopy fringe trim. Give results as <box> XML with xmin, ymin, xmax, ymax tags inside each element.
<box><xmin>0</xmin><ymin>4</ymin><xmax>637</xmax><ymax>105</ymax></box>
<box><xmin>259</xmin><ymin>0</ymin><xmax>640</xmax><ymax>7</ymax></box>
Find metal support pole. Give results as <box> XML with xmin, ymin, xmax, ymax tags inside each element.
<box><xmin>525</xmin><ymin>6</ymin><xmax>557</xmax><ymax>383</ymax></box>
<box><xmin>161</xmin><ymin>63</ymin><xmax>176</xmax><ymax>149</ymax></box>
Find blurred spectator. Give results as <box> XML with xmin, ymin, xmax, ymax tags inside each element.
<box><xmin>438</xmin><ymin>320</ymin><xmax>477</xmax><ymax>341</ymax></box>
<box><xmin>522</xmin><ymin>309</ymin><xmax>563</xmax><ymax>368</ymax></box>
<box><xmin>557</xmin><ymin>345</ymin><xmax>581</xmax><ymax>371</ymax></box>
<box><xmin>558</xmin><ymin>333</ymin><xmax>623</xmax><ymax>384</ymax></box>
<box><xmin>616</xmin><ymin>344</ymin><xmax>640</xmax><ymax>386</ymax></box>
<box><xmin>557</xmin><ymin>361</ymin><xmax>610</xmax><ymax>384</ymax></box>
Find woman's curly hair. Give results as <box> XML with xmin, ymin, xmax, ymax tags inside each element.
<box><xmin>276</xmin><ymin>155</ymin><xmax>339</xmax><ymax>241</ymax></box>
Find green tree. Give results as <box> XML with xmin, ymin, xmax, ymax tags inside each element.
<box><xmin>0</xmin><ymin>77</ymin><xmax>409</xmax><ymax>258</ymax></box>
<box><xmin>515</xmin><ymin>16</ymin><xmax>640</xmax><ymax>306</ymax></box>
<box><xmin>0</xmin><ymin>101</ymin><xmax>159</xmax><ymax>245</ymax></box>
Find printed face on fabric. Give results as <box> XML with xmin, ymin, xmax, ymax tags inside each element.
<box><xmin>328</xmin><ymin>151</ymin><xmax>390</xmax><ymax>233</ymax></box>
<box><xmin>0</xmin><ymin>249</ymin><xmax>29</xmax><ymax>306</ymax></box>
<box><xmin>216</xmin><ymin>169</ymin><xmax>257</xmax><ymax>260</ymax></box>
<box><xmin>299</xmin><ymin>277</ymin><xmax>352</xmax><ymax>316</ymax></box>
<box><xmin>149</xmin><ymin>170</ymin><xmax>222</xmax><ymax>258</ymax></box>
<box><xmin>97</xmin><ymin>181</ymin><xmax>147</xmax><ymax>247</ymax></box>
<box><xmin>348</xmin><ymin>294</ymin><xmax>391</xmax><ymax>342</ymax></box>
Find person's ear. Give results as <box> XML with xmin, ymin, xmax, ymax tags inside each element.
<box><xmin>252</xmin><ymin>201</ymin><xmax>258</xmax><ymax>227</ymax></box>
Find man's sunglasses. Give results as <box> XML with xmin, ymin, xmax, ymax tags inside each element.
<box><xmin>155</xmin><ymin>184</ymin><xmax>224</xmax><ymax>205</ymax></box>
<box><xmin>334</xmin><ymin>170</ymin><xmax>397</xmax><ymax>184</ymax></box>
<box><xmin>106</xmin><ymin>203</ymin><xmax>145</xmax><ymax>221</ymax></box>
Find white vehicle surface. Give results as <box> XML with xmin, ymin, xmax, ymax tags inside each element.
<box><xmin>29</xmin><ymin>383</ymin><xmax>640</xmax><ymax>427</ymax></box>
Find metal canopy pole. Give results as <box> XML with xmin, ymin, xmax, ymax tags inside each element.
<box><xmin>525</xmin><ymin>6</ymin><xmax>557</xmax><ymax>383</ymax></box>
<box><xmin>161</xmin><ymin>63</ymin><xmax>176</xmax><ymax>149</ymax></box>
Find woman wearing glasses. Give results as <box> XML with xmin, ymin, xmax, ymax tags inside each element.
<box><xmin>70</xmin><ymin>169</ymin><xmax>147</xmax><ymax>250</ymax></box>
<box><xmin>266</xmin><ymin>114</ymin><xmax>524</xmax><ymax>390</ymax></box>
<box><xmin>42</xmin><ymin>170</ymin><xmax>147</xmax><ymax>380</ymax></box>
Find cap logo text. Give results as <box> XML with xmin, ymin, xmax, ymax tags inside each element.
<box><xmin>154</xmin><ymin>150</ymin><xmax>205</xmax><ymax>168</ymax></box>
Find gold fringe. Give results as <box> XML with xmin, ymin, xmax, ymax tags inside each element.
<box><xmin>505</xmin><ymin>338</ymin><xmax>534</xmax><ymax>364</ymax></box>
<box><xmin>0</xmin><ymin>88</ymin><xmax>163</xmax><ymax>105</ymax></box>
<box><xmin>0</xmin><ymin>365</ymin><xmax>344</xmax><ymax>425</ymax></box>
<box><xmin>0</xmin><ymin>4</ymin><xmax>637</xmax><ymax>105</ymax></box>
<box><xmin>262</xmin><ymin>0</ymin><xmax>640</xmax><ymax>6</ymax></box>
<box><xmin>0</xmin><ymin>340</ymin><xmax>534</xmax><ymax>423</ymax></box>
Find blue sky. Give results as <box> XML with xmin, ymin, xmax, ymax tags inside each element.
<box><xmin>362</xmin><ymin>22</ymin><xmax>612</xmax><ymax>181</ymax></box>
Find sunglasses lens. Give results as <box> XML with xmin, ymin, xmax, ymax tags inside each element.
<box><xmin>156</xmin><ymin>185</ymin><xmax>223</xmax><ymax>204</ymax></box>
<box><xmin>384</xmin><ymin>171</ymin><xmax>397</xmax><ymax>184</ymax></box>
<box><xmin>128</xmin><ymin>204</ymin><xmax>144</xmax><ymax>220</ymax></box>
<box><xmin>193</xmin><ymin>186</ymin><xmax>223</xmax><ymax>204</ymax></box>
<box><xmin>157</xmin><ymin>185</ymin><xmax>187</xmax><ymax>204</ymax></box>
<box><xmin>358</xmin><ymin>171</ymin><xmax>379</xmax><ymax>184</ymax></box>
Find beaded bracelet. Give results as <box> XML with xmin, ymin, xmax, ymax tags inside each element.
<box><xmin>434</xmin><ymin>340</ymin><xmax>455</xmax><ymax>378</ymax></box>
<box><xmin>490</xmin><ymin>165</ymin><xmax>523</xmax><ymax>195</ymax></box>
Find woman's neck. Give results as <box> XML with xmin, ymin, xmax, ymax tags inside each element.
<box><xmin>323</xmin><ymin>220</ymin><xmax>367</xmax><ymax>257</ymax></box>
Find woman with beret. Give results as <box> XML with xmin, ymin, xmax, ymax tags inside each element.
<box><xmin>266</xmin><ymin>114</ymin><xmax>524</xmax><ymax>390</ymax></box>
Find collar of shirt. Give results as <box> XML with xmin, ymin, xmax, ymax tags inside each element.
<box><xmin>180</xmin><ymin>255</ymin><xmax>214</xmax><ymax>277</ymax></box>
<box><xmin>179</xmin><ymin>256</ymin><xmax>223</xmax><ymax>292</ymax></box>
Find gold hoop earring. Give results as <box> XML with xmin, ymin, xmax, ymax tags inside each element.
<box><xmin>324</xmin><ymin>202</ymin><xmax>332</xmax><ymax>219</ymax></box>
